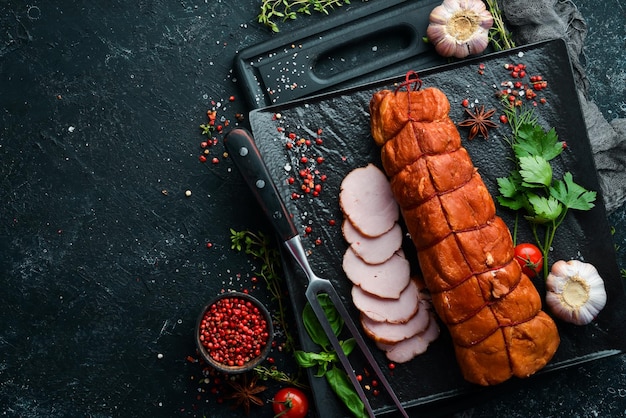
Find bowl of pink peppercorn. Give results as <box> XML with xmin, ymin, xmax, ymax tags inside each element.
<box><xmin>195</xmin><ymin>291</ymin><xmax>274</xmax><ymax>374</ymax></box>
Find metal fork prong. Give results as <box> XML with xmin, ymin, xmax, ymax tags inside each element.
<box><xmin>307</xmin><ymin>285</ymin><xmax>376</xmax><ymax>418</ymax></box>
<box><xmin>322</xmin><ymin>284</ymin><xmax>410</xmax><ymax>418</ymax></box>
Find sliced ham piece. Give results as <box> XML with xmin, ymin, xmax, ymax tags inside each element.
<box><xmin>351</xmin><ymin>279</ymin><xmax>420</xmax><ymax>323</ymax></box>
<box><xmin>342</xmin><ymin>219</ymin><xmax>403</xmax><ymax>265</ymax></box>
<box><xmin>342</xmin><ymin>247</ymin><xmax>410</xmax><ymax>300</ymax></box>
<box><xmin>339</xmin><ymin>163</ymin><xmax>399</xmax><ymax>238</ymax></box>
<box><xmin>361</xmin><ymin>299</ymin><xmax>431</xmax><ymax>344</ymax></box>
<box><xmin>376</xmin><ymin>312</ymin><xmax>440</xmax><ymax>363</ymax></box>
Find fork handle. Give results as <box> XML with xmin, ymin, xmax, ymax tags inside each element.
<box><xmin>224</xmin><ymin>128</ymin><xmax>299</xmax><ymax>242</ymax></box>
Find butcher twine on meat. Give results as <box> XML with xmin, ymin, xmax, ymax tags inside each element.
<box><xmin>368</xmin><ymin>73</ymin><xmax>560</xmax><ymax>386</ymax></box>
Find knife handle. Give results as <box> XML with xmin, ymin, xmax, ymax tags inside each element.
<box><xmin>224</xmin><ymin>128</ymin><xmax>298</xmax><ymax>242</ymax></box>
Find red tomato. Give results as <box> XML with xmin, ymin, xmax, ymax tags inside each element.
<box><xmin>514</xmin><ymin>243</ymin><xmax>543</xmax><ymax>278</ymax></box>
<box><xmin>272</xmin><ymin>387</ymin><xmax>309</xmax><ymax>418</ymax></box>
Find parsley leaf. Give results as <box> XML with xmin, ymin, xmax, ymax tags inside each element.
<box><xmin>550</xmin><ymin>172</ymin><xmax>597</xmax><ymax>211</ymax></box>
<box><xmin>526</xmin><ymin>193</ymin><xmax>563</xmax><ymax>223</ymax></box>
<box><xmin>518</xmin><ymin>155</ymin><xmax>552</xmax><ymax>188</ymax></box>
<box><xmin>514</xmin><ymin>123</ymin><xmax>564</xmax><ymax>161</ymax></box>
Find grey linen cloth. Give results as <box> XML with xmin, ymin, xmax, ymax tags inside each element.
<box><xmin>500</xmin><ymin>0</ymin><xmax>626</xmax><ymax>213</ymax></box>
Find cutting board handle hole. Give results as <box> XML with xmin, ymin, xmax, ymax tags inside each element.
<box><xmin>311</xmin><ymin>25</ymin><xmax>416</xmax><ymax>81</ymax></box>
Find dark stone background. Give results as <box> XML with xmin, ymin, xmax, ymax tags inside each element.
<box><xmin>1</xmin><ymin>1</ymin><xmax>624</xmax><ymax>417</ymax></box>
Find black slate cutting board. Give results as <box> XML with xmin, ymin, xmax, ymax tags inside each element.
<box><xmin>247</xmin><ymin>39</ymin><xmax>626</xmax><ymax>417</ymax></box>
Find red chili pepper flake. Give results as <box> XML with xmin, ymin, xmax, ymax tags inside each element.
<box><xmin>372</xmin><ymin>389</ymin><xmax>380</xmax><ymax>397</ymax></box>
<box><xmin>540</xmin><ymin>97</ymin><xmax>547</xmax><ymax>104</ymax></box>
<box><xmin>562</xmin><ymin>141</ymin><xmax>567</xmax><ymax>149</ymax></box>
<box><xmin>315</xmin><ymin>138</ymin><xmax>323</xmax><ymax>145</ymax></box>
<box><xmin>288</xmin><ymin>132</ymin><xmax>297</xmax><ymax>140</ymax></box>
<box><xmin>356</xmin><ymin>374</ymin><xmax>363</xmax><ymax>382</ymax></box>
<box><xmin>314</xmin><ymin>238</ymin><xmax>322</xmax><ymax>246</ymax></box>
<box><xmin>388</xmin><ymin>363</ymin><xmax>396</xmax><ymax>370</ymax></box>
<box><xmin>328</xmin><ymin>219</ymin><xmax>336</xmax><ymax>226</ymax></box>
<box><xmin>251</xmin><ymin>276</ymin><xmax>258</xmax><ymax>283</ymax></box>
<box><xmin>206</xmin><ymin>242</ymin><xmax>213</xmax><ymax>249</ymax></box>
<box><xmin>212</xmin><ymin>157</ymin><xmax>219</xmax><ymax>164</ymax></box>
<box><xmin>229</xmin><ymin>95</ymin><xmax>235</xmax><ymax>102</ymax></box>
<box><xmin>304</xmin><ymin>226</ymin><xmax>312</xmax><ymax>234</ymax></box>
<box><xmin>499</xmin><ymin>114</ymin><xmax>508</xmax><ymax>124</ymax></box>
<box><xmin>461</xmin><ymin>98</ymin><xmax>469</xmax><ymax>108</ymax></box>
<box><xmin>199</xmin><ymin>155</ymin><xmax>207</xmax><ymax>163</ymax></box>
<box><xmin>316</xmin><ymin>156</ymin><xmax>325</xmax><ymax>164</ymax></box>
<box><xmin>300</xmin><ymin>156</ymin><xmax>308</xmax><ymax>164</ymax></box>
<box><xmin>198</xmin><ymin>296</ymin><xmax>270</xmax><ymax>367</ymax></box>
<box><xmin>287</xmin><ymin>177</ymin><xmax>295</xmax><ymax>185</ymax></box>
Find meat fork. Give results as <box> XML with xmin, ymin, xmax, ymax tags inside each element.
<box><xmin>225</xmin><ymin>128</ymin><xmax>409</xmax><ymax>418</ymax></box>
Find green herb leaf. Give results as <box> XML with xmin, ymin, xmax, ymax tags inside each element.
<box><xmin>526</xmin><ymin>193</ymin><xmax>563</xmax><ymax>223</ymax></box>
<box><xmin>550</xmin><ymin>172</ymin><xmax>597</xmax><ymax>211</ymax></box>
<box><xmin>325</xmin><ymin>366</ymin><xmax>368</xmax><ymax>418</ymax></box>
<box><xmin>302</xmin><ymin>302</ymin><xmax>331</xmax><ymax>349</ymax></box>
<box><xmin>518</xmin><ymin>155</ymin><xmax>552</xmax><ymax>188</ymax></box>
<box><xmin>340</xmin><ymin>338</ymin><xmax>356</xmax><ymax>356</ymax></box>
<box><xmin>497</xmin><ymin>175</ymin><xmax>520</xmax><ymax>198</ymax></box>
<box><xmin>514</xmin><ymin>124</ymin><xmax>563</xmax><ymax>162</ymax></box>
<box><xmin>302</xmin><ymin>294</ymin><xmax>344</xmax><ymax>350</ymax></box>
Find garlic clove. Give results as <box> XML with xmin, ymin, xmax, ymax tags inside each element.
<box><xmin>545</xmin><ymin>260</ymin><xmax>607</xmax><ymax>326</ymax></box>
<box><xmin>426</xmin><ymin>0</ymin><xmax>494</xmax><ymax>59</ymax></box>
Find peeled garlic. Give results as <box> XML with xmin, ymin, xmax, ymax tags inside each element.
<box><xmin>545</xmin><ymin>260</ymin><xmax>607</xmax><ymax>325</ymax></box>
<box><xmin>426</xmin><ymin>0</ymin><xmax>493</xmax><ymax>59</ymax></box>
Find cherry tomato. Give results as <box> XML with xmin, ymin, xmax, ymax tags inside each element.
<box><xmin>514</xmin><ymin>243</ymin><xmax>543</xmax><ymax>278</ymax></box>
<box><xmin>272</xmin><ymin>387</ymin><xmax>309</xmax><ymax>418</ymax></box>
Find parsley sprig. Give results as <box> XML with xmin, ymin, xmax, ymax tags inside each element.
<box><xmin>496</xmin><ymin>103</ymin><xmax>597</xmax><ymax>277</ymax></box>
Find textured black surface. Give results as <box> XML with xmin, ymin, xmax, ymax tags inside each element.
<box><xmin>1</xmin><ymin>1</ymin><xmax>625</xmax><ymax>418</ymax></box>
<box><xmin>249</xmin><ymin>39</ymin><xmax>626</xmax><ymax>417</ymax></box>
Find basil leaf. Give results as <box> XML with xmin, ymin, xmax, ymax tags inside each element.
<box><xmin>340</xmin><ymin>338</ymin><xmax>357</xmax><ymax>356</ymax></box>
<box><xmin>302</xmin><ymin>302</ymin><xmax>331</xmax><ymax>349</ymax></box>
<box><xmin>317</xmin><ymin>293</ymin><xmax>344</xmax><ymax>337</ymax></box>
<box><xmin>325</xmin><ymin>366</ymin><xmax>367</xmax><ymax>418</ymax></box>
<box><xmin>294</xmin><ymin>350</ymin><xmax>319</xmax><ymax>368</ymax></box>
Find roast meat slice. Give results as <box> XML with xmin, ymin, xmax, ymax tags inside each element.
<box><xmin>342</xmin><ymin>219</ymin><xmax>403</xmax><ymax>265</ymax></box>
<box><xmin>351</xmin><ymin>279</ymin><xmax>419</xmax><ymax>323</ymax></box>
<box><xmin>376</xmin><ymin>312</ymin><xmax>440</xmax><ymax>363</ymax></box>
<box><xmin>342</xmin><ymin>247</ymin><xmax>410</xmax><ymax>300</ymax></box>
<box><xmin>339</xmin><ymin>163</ymin><xmax>399</xmax><ymax>238</ymax></box>
<box><xmin>361</xmin><ymin>299</ymin><xmax>431</xmax><ymax>344</ymax></box>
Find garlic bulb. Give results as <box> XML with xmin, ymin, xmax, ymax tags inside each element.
<box><xmin>545</xmin><ymin>260</ymin><xmax>607</xmax><ymax>325</ymax></box>
<box><xmin>426</xmin><ymin>0</ymin><xmax>494</xmax><ymax>58</ymax></box>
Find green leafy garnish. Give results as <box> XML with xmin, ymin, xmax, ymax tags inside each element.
<box><xmin>295</xmin><ymin>294</ymin><xmax>367</xmax><ymax>418</ymax></box>
<box><xmin>496</xmin><ymin>104</ymin><xmax>596</xmax><ymax>277</ymax></box>
<box><xmin>258</xmin><ymin>0</ymin><xmax>351</xmax><ymax>33</ymax></box>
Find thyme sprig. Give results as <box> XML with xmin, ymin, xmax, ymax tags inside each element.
<box><xmin>230</xmin><ymin>229</ymin><xmax>296</xmax><ymax>352</ymax></box>
<box><xmin>258</xmin><ymin>0</ymin><xmax>351</xmax><ymax>33</ymax></box>
<box><xmin>253</xmin><ymin>365</ymin><xmax>308</xmax><ymax>388</ymax></box>
<box><xmin>485</xmin><ymin>0</ymin><xmax>516</xmax><ymax>51</ymax></box>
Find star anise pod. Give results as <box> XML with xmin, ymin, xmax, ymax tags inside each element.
<box><xmin>458</xmin><ymin>105</ymin><xmax>498</xmax><ymax>140</ymax></box>
<box><xmin>224</xmin><ymin>373</ymin><xmax>267</xmax><ymax>415</ymax></box>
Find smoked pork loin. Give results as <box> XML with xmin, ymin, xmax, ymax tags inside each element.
<box><xmin>369</xmin><ymin>83</ymin><xmax>560</xmax><ymax>386</ymax></box>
